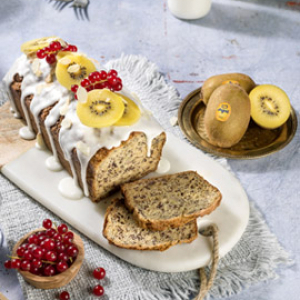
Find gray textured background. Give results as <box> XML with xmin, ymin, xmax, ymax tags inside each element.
<box><xmin>0</xmin><ymin>0</ymin><xmax>299</xmax><ymax>299</ymax></box>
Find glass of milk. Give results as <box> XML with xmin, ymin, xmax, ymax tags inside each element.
<box><xmin>167</xmin><ymin>0</ymin><xmax>212</xmax><ymax>20</ymax></box>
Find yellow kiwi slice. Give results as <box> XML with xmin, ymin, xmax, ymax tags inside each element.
<box><xmin>56</xmin><ymin>54</ymin><xmax>96</xmax><ymax>90</ymax></box>
<box><xmin>21</xmin><ymin>36</ymin><xmax>60</xmax><ymax>54</ymax></box>
<box><xmin>114</xmin><ymin>95</ymin><xmax>141</xmax><ymax>126</ymax></box>
<box><xmin>249</xmin><ymin>84</ymin><xmax>291</xmax><ymax>129</ymax></box>
<box><xmin>77</xmin><ymin>89</ymin><xmax>125</xmax><ymax>128</ymax></box>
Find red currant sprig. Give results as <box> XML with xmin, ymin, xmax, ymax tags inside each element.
<box><xmin>36</xmin><ymin>41</ymin><xmax>78</xmax><ymax>65</ymax></box>
<box><xmin>71</xmin><ymin>69</ymin><xmax>123</xmax><ymax>99</ymax></box>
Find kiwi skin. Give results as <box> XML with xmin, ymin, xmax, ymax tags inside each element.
<box><xmin>204</xmin><ymin>84</ymin><xmax>251</xmax><ymax>148</ymax></box>
<box><xmin>201</xmin><ymin>73</ymin><xmax>255</xmax><ymax>105</ymax></box>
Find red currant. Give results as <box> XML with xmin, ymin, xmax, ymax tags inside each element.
<box><xmin>93</xmin><ymin>285</ymin><xmax>104</xmax><ymax>296</ymax></box>
<box><xmin>11</xmin><ymin>259</ymin><xmax>21</xmax><ymax>269</ymax></box>
<box><xmin>58</xmin><ymin>252</ymin><xmax>68</xmax><ymax>262</ymax></box>
<box><xmin>43</xmin><ymin>265</ymin><xmax>56</xmax><ymax>276</ymax></box>
<box><xmin>53</xmin><ymin>233</ymin><xmax>62</xmax><ymax>242</ymax></box>
<box><xmin>43</xmin><ymin>46</ymin><xmax>51</xmax><ymax>54</ymax></box>
<box><xmin>85</xmin><ymin>86</ymin><xmax>94</xmax><ymax>92</ymax></box>
<box><xmin>36</xmin><ymin>231</ymin><xmax>46</xmax><ymax>237</ymax></box>
<box><xmin>80</xmin><ymin>79</ymin><xmax>91</xmax><ymax>89</ymax></box>
<box><xmin>43</xmin><ymin>219</ymin><xmax>52</xmax><ymax>229</ymax></box>
<box><xmin>93</xmin><ymin>267</ymin><xmax>106</xmax><ymax>280</ymax></box>
<box><xmin>56</xmin><ymin>261</ymin><xmax>69</xmax><ymax>273</ymax></box>
<box><xmin>63</xmin><ymin>235</ymin><xmax>73</xmax><ymax>245</ymax></box>
<box><xmin>89</xmin><ymin>71</ymin><xmax>101</xmax><ymax>83</ymax></box>
<box><xmin>56</xmin><ymin>241</ymin><xmax>66</xmax><ymax>253</ymax></box>
<box><xmin>20</xmin><ymin>260</ymin><xmax>31</xmax><ymax>271</ymax></box>
<box><xmin>66</xmin><ymin>245</ymin><xmax>78</xmax><ymax>258</ymax></box>
<box><xmin>99</xmin><ymin>70</ymin><xmax>107</xmax><ymax>80</ymax></box>
<box><xmin>23</xmin><ymin>249</ymin><xmax>33</xmax><ymax>260</ymax></box>
<box><xmin>65</xmin><ymin>232</ymin><xmax>74</xmax><ymax>239</ymax></box>
<box><xmin>59</xmin><ymin>291</ymin><xmax>70</xmax><ymax>300</ymax></box>
<box><xmin>30</xmin><ymin>265</ymin><xmax>40</xmax><ymax>275</ymax></box>
<box><xmin>114</xmin><ymin>83</ymin><xmax>123</xmax><ymax>91</ymax></box>
<box><xmin>16</xmin><ymin>246</ymin><xmax>25</xmax><ymax>257</ymax></box>
<box><xmin>32</xmin><ymin>246</ymin><xmax>43</xmax><ymax>259</ymax></box>
<box><xmin>20</xmin><ymin>242</ymin><xmax>29</xmax><ymax>249</ymax></box>
<box><xmin>4</xmin><ymin>260</ymin><xmax>11</xmax><ymax>269</ymax></box>
<box><xmin>31</xmin><ymin>258</ymin><xmax>42</xmax><ymax>268</ymax></box>
<box><xmin>45</xmin><ymin>251</ymin><xmax>57</xmax><ymax>262</ymax></box>
<box><xmin>46</xmin><ymin>54</ymin><xmax>56</xmax><ymax>65</ymax></box>
<box><xmin>95</xmin><ymin>82</ymin><xmax>108</xmax><ymax>89</ymax></box>
<box><xmin>108</xmin><ymin>76</ymin><xmax>118</xmax><ymax>86</ymax></box>
<box><xmin>28</xmin><ymin>234</ymin><xmax>39</xmax><ymax>244</ymax></box>
<box><xmin>69</xmin><ymin>45</ymin><xmax>78</xmax><ymax>52</ymax></box>
<box><xmin>71</xmin><ymin>84</ymin><xmax>79</xmax><ymax>93</ymax></box>
<box><xmin>50</xmin><ymin>41</ymin><xmax>61</xmax><ymax>52</ymax></box>
<box><xmin>46</xmin><ymin>228</ymin><xmax>56</xmax><ymax>238</ymax></box>
<box><xmin>41</xmin><ymin>248</ymin><xmax>47</xmax><ymax>259</ymax></box>
<box><xmin>38</xmin><ymin>235</ymin><xmax>47</xmax><ymax>245</ymax></box>
<box><xmin>108</xmin><ymin>69</ymin><xmax>118</xmax><ymax>77</ymax></box>
<box><xmin>36</xmin><ymin>49</ymin><xmax>47</xmax><ymax>59</ymax></box>
<box><xmin>43</xmin><ymin>238</ymin><xmax>56</xmax><ymax>251</ymax></box>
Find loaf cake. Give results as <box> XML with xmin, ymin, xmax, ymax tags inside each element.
<box><xmin>2</xmin><ymin>37</ymin><xmax>166</xmax><ymax>201</ymax></box>
<box><xmin>121</xmin><ymin>171</ymin><xmax>222</xmax><ymax>231</ymax></box>
<box><xmin>103</xmin><ymin>199</ymin><xmax>198</xmax><ymax>251</ymax></box>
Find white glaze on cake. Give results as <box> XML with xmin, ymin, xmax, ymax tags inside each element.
<box><xmin>45</xmin><ymin>156</ymin><xmax>63</xmax><ymax>172</ymax></box>
<box><xmin>3</xmin><ymin>54</ymin><xmax>164</xmax><ymax>199</ymax></box>
<box><xmin>58</xmin><ymin>177</ymin><xmax>83</xmax><ymax>200</ymax></box>
<box><xmin>19</xmin><ymin>126</ymin><xmax>36</xmax><ymax>140</ymax></box>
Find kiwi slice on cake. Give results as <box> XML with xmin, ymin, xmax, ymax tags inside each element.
<box><xmin>56</xmin><ymin>54</ymin><xmax>96</xmax><ymax>90</ymax></box>
<box><xmin>77</xmin><ymin>89</ymin><xmax>125</xmax><ymax>128</ymax></box>
<box><xmin>114</xmin><ymin>95</ymin><xmax>141</xmax><ymax>126</ymax></box>
<box><xmin>21</xmin><ymin>36</ymin><xmax>60</xmax><ymax>54</ymax></box>
<box><xmin>249</xmin><ymin>84</ymin><xmax>291</xmax><ymax>129</ymax></box>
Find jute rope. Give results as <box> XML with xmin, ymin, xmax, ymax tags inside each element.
<box><xmin>193</xmin><ymin>224</ymin><xmax>219</xmax><ymax>300</ymax></box>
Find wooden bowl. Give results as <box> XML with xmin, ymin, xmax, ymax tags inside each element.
<box><xmin>12</xmin><ymin>228</ymin><xmax>84</xmax><ymax>289</ymax></box>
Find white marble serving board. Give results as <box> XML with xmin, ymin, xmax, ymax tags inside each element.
<box><xmin>1</xmin><ymin>133</ymin><xmax>249</xmax><ymax>273</ymax></box>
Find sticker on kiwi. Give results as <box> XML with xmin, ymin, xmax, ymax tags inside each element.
<box><xmin>222</xmin><ymin>80</ymin><xmax>240</xmax><ymax>86</ymax></box>
<box><xmin>216</xmin><ymin>103</ymin><xmax>231</xmax><ymax>122</ymax></box>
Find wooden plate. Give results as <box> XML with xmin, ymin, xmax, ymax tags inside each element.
<box><xmin>12</xmin><ymin>228</ymin><xmax>84</xmax><ymax>289</ymax></box>
<box><xmin>178</xmin><ymin>87</ymin><xmax>298</xmax><ymax>159</ymax></box>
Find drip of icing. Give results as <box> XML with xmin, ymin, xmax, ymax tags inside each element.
<box><xmin>19</xmin><ymin>59</ymin><xmax>52</xmax><ymax>131</ymax></box>
<box><xmin>45</xmin><ymin>156</ymin><xmax>63</xmax><ymax>172</ymax></box>
<box><xmin>19</xmin><ymin>126</ymin><xmax>35</xmax><ymax>140</ymax></box>
<box><xmin>58</xmin><ymin>177</ymin><xmax>83</xmax><ymax>200</ymax></box>
<box><xmin>156</xmin><ymin>157</ymin><xmax>171</xmax><ymax>174</ymax></box>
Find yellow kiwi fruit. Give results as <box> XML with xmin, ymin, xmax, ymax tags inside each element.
<box><xmin>21</xmin><ymin>36</ymin><xmax>61</xmax><ymax>54</ymax></box>
<box><xmin>204</xmin><ymin>84</ymin><xmax>251</xmax><ymax>148</ymax></box>
<box><xmin>114</xmin><ymin>95</ymin><xmax>141</xmax><ymax>126</ymax></box>
<box><xmin>76</xmin><ymin>89</ymin><xmax>125</xmax><ymax>128</ymax></box>
<box><xmin>249</xmin><ymin>84</ymin><xmax>291</xmax><ymax>129</ymax></box>
<box><xmin>56</xmin><ymin>53</ymin><xmax>96</xmax><ymax>90</ymax></box>
<box><xmin>201</xmin><ymin>73</ymin><xmax>255</xmax><ymax>105</ymax></box>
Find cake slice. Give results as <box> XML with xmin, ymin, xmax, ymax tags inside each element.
<box><xmin>102</xmin><ymin>199</ymin><xmax>198</xmax><ymax>251</ymax></box>
<box><xmin>121</xmin><ymin>171</ymin><xmax>222</xmax><ymax>231</ymax></box>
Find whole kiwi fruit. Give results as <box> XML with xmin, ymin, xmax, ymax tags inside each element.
<box><xmin>203</xmin><ymin>84</ymin><xmax>251</xmax><ymax>148</ymax></box>
<box><xmin>201</xmin><ymin>73</ymin><xmax>255</xmax><ymax>105</ymax></box>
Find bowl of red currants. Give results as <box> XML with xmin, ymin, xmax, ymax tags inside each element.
<box><xmin>6</xmin><ymin>219</ymin><xmax>84</xmax><ymax>289</ymax></box>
